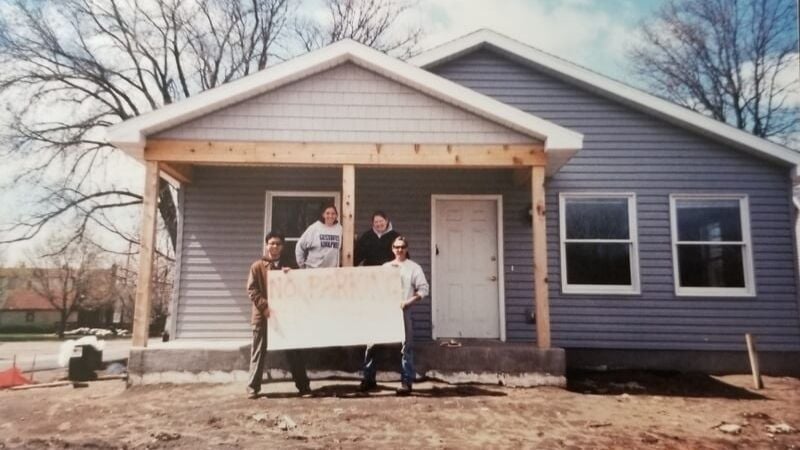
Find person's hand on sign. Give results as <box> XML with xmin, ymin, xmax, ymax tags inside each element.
<box><xmin>401</xmin><ymin>293</ymin><xmax>420</xmax><ymax>310</ymax></box>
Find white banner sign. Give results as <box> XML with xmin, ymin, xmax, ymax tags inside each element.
<box><xmin>266</xmin><ymin>266</ymin><xmax>405</xmax><ymax>351</ymax></box>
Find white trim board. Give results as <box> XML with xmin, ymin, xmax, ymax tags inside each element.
<box><xmin>409</xmin><ymin>29</ymin><xmax>800</xmax><ymax>168</ymax></box>
<box><xmin>106</xmin><ymin>39</ymin><xmax>583</xmax><ymax>175</ymax></box>
<box><xmin>430</xmin><ymin>194</ymin><xmax>506</xmax><ymax>341</ymax></box>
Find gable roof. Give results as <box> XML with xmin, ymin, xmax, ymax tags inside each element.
<box><xmin>2</xmin><ymin>289</ymin><xmax>56</xmax><ymax>311</ymax></box>
<box><xmin>106</xmin><ymin>39</ymin><xmax>583</xmax><ymax>173</ymax></box>
<box><xmin>408</xmin><ymin>29</ymin><xmax>800</xmax><ymax>168</ymax></box>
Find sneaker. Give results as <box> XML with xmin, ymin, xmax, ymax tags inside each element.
<box><xmin>247</xmin><ymin>391</ymin><xmax>260</xmax><ymax>400</ymax></box>
<box><xmin>359</xmin><ymin>380</ymin><xmax>378</xmax><ymax>393</ymax></box>
<box><xmin>298</xmin><ymin>386</ymin><xmax>313</xmax><ymax>398</ymax></box>
<box><xmin>395</xmin><ymin>383</ymin><xmax>412</xmax><ymax>396</ymax></box>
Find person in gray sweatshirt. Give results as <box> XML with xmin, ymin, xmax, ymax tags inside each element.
<box><xmin>295</xmin><ymin>205</ymin><xmax>343</xmax><ymax>269</ymax></box>
<box><xmin>361</xmin><ymin>235</ymin><xmax>429</xmax><ymax>396</ymax></box>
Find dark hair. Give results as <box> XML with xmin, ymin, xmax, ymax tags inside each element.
<box><xmin>264</xmin><ymin>231</ymin><xmax>285</xmax><ymax>243</ymax></box>
<box><xmin>372</xmin><ymin>211</ymin><xmax>389</xmax><ymax>222</ymax></box>
<box><xmin>318</xmin><ymin>204</ymin><xmax>339</xmax><ymax>224</ymax></box>
<box><xmin>393</xmin><ymin>235</ymin><xmax>410</xmax><ymax>258</ymax></box>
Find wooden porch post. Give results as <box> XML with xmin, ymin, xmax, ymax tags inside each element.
<box><xmin>532</xmin><ymin>165</ymin><xmax>551</xmax><ymax>349</ymax></box>
<box><xmin>341</xmin><ymin>164</ymin><xmax>355</xmax><ymax>267</ymax></box>
<box><xmin>132</xmin><ymin>161</ymin><xmax>160</xmax><ymax>347</ymax></box>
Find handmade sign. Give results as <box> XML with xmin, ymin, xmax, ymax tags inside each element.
<box><xmin>266</xmin><ymin>265</ymin><xmax>405</xmax><ymax>350</ymax></box>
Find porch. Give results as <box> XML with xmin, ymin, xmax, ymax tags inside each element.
<box><xmin>126</xmin><ymin>144</ymin><xmax>561</xmax><ymax>383</ymax></box>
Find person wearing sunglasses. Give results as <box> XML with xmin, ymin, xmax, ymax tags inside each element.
<box><xmin>246</xmin><ymin>231</ymin><xmax>311</xmax><ymax>399</ymax></box>
<box><xmin>361</xmin><ymin>235</ymin><xmax>429</xmax><ymax>396</ymax></box>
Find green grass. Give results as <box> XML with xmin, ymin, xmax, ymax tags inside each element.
<box><xmin>0</xmin><ymin>333</ymin><xmax>61</xmax><ymax>342</ymax></box>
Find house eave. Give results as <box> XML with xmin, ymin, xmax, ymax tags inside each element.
<box><xmin>106</xmin><ymin>38</ymin><xmax>583</xmax><ymax>168</ymax></box>
<box><xmin>408</xmin><ymin>29</ymin><xmax>800</xmax><ymax>168</ymax></box>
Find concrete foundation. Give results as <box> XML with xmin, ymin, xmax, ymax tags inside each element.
<box><xmin>567</xmin><ymin>348</ymin><xmax>800</xmax><ymax>376</ymax></box>
<box><xmin>127</xmin><ymin>340</ymin><xmax>566</xmax><ymax>387</ymax></box>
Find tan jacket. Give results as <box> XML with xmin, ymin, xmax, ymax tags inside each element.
<box><xmin>247</xmin><ymin>258</ymin><xmax>279</xmax><ymax>328</ymax></box>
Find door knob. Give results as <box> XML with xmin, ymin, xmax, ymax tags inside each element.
<box><xmin>489</xmin><ymin>275</ymin><xmax>497</xmax><ymax>281</ymax></box>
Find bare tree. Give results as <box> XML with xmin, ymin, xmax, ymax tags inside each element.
<box><xmin>113</xmin><ymin>248</ymin><xmax>173</xmax><ymax>334</ymax></box>
<box><xmin>628</xmin><ymin>0</ymin><xmax>799</xmax><ymax>143</ymax></box>
<box><xmin>0</xmin><ymin>0</ymin><xmax>423</xmax><ymax>258</ymax></box>
<box><xmin>27</xmin><ymin>235</ymin><xmax>112</xmax><ymax>338</ymax></box>
<box><xmin>295</xmin><ymin>0</ymin><xmax>422</xmax><ymax>57</ymax></box>
<box><xmin>0</xmin><ymin>0</ymin><xmax>293</xmax><ymax>253</ymax></box>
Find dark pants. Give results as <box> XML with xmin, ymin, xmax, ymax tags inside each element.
<box><xmin>247</xmin><ymin>326</ymin><xmax>310</xmax><ymax>394</ymax></box>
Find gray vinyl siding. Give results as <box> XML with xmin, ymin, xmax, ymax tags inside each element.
<box><xmin>176</xmin><ymin>166</ymin><xmax>529</xmax><ymax>341</ymax></box>
<box><xmin>432</xmin><ymin>49</ymin><xmax>800</xmax><ymax>352</ymax></box>
<box><xmin>155</xmin><ymin>63</ymin><xmax>532</xmax><ymax>145</ymax></box>
<box><xmin>177</xmin><ymin>167</ymin><xmax>342</xmax><ymax>339</ymax></box>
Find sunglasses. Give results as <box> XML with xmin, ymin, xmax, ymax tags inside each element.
<box><xmin>392</xmin><ymin>245</ymin><xmax>407</xmax><ymax>249</ymax></box>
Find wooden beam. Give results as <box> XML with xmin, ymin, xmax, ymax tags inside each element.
<box><xmin>531</xmin><ymin>165</ymin><xmax>551</xmax><ymax>349</ymax></box>
<box><xmin>132</xmin><ymin>161</ymin><xmax>160</xmax><ymax>348</ymax></box>
<box><xmin>160</xmin><ymin>162</ymin><xmax>192</xmax><ymax>184</ymax></box>
<box><xmin>341</xmin><ymin>165</ymin><xmax>355</xmax><ymax>267</ymax></box>
<box><xmin>145</xmin><ymin>140</ymin><xmax>545</xmax><ymax>167</ymax></box>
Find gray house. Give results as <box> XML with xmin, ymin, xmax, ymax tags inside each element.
<box><xmin>108</xmin><ymin>30</ymin><xmax>800</xmax><ymax>383</ymax></box>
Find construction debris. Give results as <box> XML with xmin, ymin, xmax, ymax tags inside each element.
<box><xmin>765</xmin><ymin>423</ymin><xmax>796</xmax><ymax>434</ymax></box>
<box><xmin>714</xmin><ymin>422</ymin><xmax>743</xmax><ymax>434</ymax></box>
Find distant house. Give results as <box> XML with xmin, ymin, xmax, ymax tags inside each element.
<box><xmin>0</xmin><ymin>267</ymin><xmax>119</xmax><ymax>332</ymax></box>
<box><xmin>0</xmin><ymin>287</ymin><xmax>67</xmax><ymax>332</ymax></box>
<box><xmin>107</xmin><ymin>30</ymin><xmax>800</xmax><ymax>377</ymax></box>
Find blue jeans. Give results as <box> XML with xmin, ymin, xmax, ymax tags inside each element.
<box><xmin>363</xmin><ymin>308</ymin><xmax>415</xmax><ymax>386</ymax></box>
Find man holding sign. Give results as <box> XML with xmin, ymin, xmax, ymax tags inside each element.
<box><xmin>246</xmin><ymin>231</ymin><xmax>311</xmax><ymax>399</ymax></box>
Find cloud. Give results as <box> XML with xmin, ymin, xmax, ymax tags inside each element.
<box><xmin>417</xmin><ymin>0</ymin><xmax>647</xmax><ymax>80</ymax></box>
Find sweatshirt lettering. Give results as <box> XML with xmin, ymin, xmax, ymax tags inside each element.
<box><xmin>319</xmin><ymin>234</ymin><xmax>340</xmax><ymax>249</ymax></box>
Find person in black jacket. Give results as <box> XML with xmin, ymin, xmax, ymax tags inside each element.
<box><xmin>354</xmin><ymin>211</ymin><xmax>399</xmax><ymax>266</ymax></box>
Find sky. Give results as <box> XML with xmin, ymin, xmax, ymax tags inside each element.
<box><xmin>0</xmin><ymin>0</ymin><xmax>797</xmax><ymax>265</ymax></box>
<box><xmin>416</xmin><ymin>0</ymin><xmax>664</xmax><ymax>81</ymax></box>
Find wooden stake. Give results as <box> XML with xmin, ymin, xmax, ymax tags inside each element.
<box><xmin>531</xmin><ymin>165</ymin><xmax>551</xmax><ymax>349</ymax></box>
<box><xmin>29</xmin><ymin>354</ymin><xmax>36</xmax><ymax>383</ymax></box>
<box><xmin>745</xmin><ymin>333</ymin><xmax>763</xmax><ymax>389</ymax></box>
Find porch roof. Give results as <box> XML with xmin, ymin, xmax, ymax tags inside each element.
<box><xmin>105</xmin><ymin>39</ymin><xmax>583</xmax><ymax>171</ymax></box>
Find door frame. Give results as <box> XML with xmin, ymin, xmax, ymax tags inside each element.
<box><xmin>430</xmin><ymin>194</ymin><xmax>506</xmax><ymax>341</ymax></box>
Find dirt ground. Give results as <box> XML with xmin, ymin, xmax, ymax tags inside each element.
<box><xmin>1</xmin><ymin>370</ymin><xmax>799</xmax><ymax>449</ymax></box>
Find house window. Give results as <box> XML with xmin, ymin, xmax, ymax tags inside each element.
<box><xmin>670</xmin><ymin>195</ymin><xmax>755</xmax><ymax>296</ymax></box>
<box><xmin>559</xmin><ymin>193</ymin><xmax>640</xmax><ymax>294</ymax></box>
<box><xmin>265</xmin><ymin>191</ymin><xmax>341</xmax><ymax>267</ymax></box>
<box><xmin>25</xmin><ymin>312</ymin><xmax>35</xmax><ymax>322</ymax></box>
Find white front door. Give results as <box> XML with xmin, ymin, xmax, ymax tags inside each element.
<box><xmin>433</xmin><ymin>197</ymin><xmax>502</xmax><ymax>339</ymax></box>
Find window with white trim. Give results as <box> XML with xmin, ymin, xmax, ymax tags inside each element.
<box><xmin>670</xmin><ymin>195</ymin><xmax>755</xmax><ymax>296</ymax></box>
<box><xmin>559</xmin><ymin>193</ymin><xmax>640</xmax><ymax>294</ymax></box>
<box><xmin>265</xmin><ymin>191</ymin><xmax>341</xmax><ymax>267</ymax></box>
